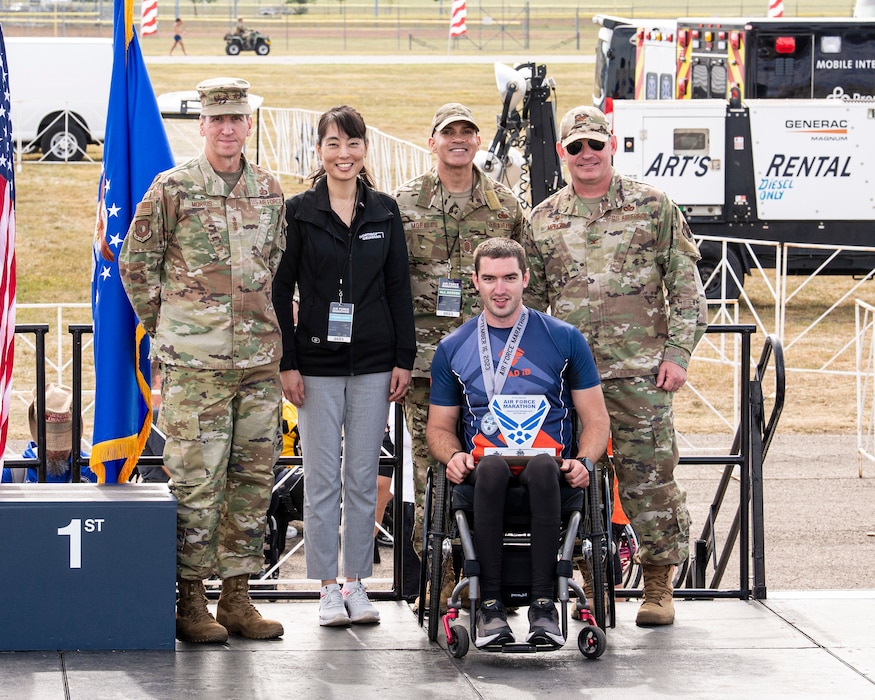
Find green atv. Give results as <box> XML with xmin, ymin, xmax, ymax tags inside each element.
<box><xmin>223</xmin><ymin>30</ymin><xmax>271</xmax><ymax>56</ymax></box>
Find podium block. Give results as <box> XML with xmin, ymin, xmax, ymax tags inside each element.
<box><xmin>0</xmin><ymin>483</ymin><xmax>177</xmax><ymax>651</ymax></box>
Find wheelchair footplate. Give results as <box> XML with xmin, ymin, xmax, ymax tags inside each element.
<box><xmin>499</xmin><ymin>637</ymin><xmax>565</xmax><ymax>653</ymax></box>
<box><xmin>442</xmin><ymin>606</ymin><xmax>594</xmax><ymax>659</ymax></box>
<box><xmin>491</xmin><ymin>641</ymin><xmax>542</xmax><ymax>653</ymax></box>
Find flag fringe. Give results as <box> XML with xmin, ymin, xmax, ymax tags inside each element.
<box><xmin>134</xmin><ymin>321</ymin><xmax>154</xmax><ymax>444</ymax></box>
<box><xmin>90</xmin><ymin>323</ymin><xmax>153</xmax><ymax>484</ymax></box>
<box><xmin>124</xmin><ymin>0</ymin><xmax>134</xmax><ymax>47</ymax></box>
<box><xmin>90</xmin><ymin>435</ymin><xmax>141</xmax><ymax>483</ymax></box>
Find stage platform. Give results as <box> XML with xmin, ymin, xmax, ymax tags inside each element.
<box><xmin>1</xmin><ymin>591</ymin><xmax>873</xmax><ymax>699</ymax></box>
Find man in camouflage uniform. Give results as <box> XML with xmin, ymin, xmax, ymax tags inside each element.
<box><xmin>119</xmin><ymin>77</ymin><xmax>286</xmax><ymax>644</ymax></box>
<box><xmin>393</xmin><ymin>103</ymin><xmax>546</xmax><ymax>549</ymax></box>
<box><xmin>528</xmin><ymin>105</ymin><xmax>708</xmax><ymax>627</ymax></box>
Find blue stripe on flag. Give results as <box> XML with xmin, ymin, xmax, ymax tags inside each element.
<box><xmin>90</xmin><ymin>0</ymin><xmax>175</xmax><ymax>483</ymax></box>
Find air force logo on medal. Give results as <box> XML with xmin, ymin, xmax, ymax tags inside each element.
<box><xmin>489</xmin><ymin>395</ymin><xmax>549</xmax><ymax>448</ymax></box>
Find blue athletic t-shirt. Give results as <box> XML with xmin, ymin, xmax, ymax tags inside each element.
<box><xmin>430</xmin><ymin>308</ymin><xmax>600</xmax><ymax>461</ymax></box>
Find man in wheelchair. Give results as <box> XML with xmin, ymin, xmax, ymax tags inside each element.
<box><xmin>426</xmin><ymin>238</ymin><xmax>609</xmax><ymax>648</ymax></box>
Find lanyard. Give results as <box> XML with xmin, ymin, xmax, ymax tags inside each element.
<box><xmin>330</xmin><ymin>184</ymin><xmax>358</xmax><ymax>303</ymax></box>
<box><xmin>477</xmin><ymin>307</ymin><xmax>529</xmax><ymax>402</ymax></box>
<box><xmin>438</xmin><ymin>180</ymin><xmax>460</xmax><ymax>277</ymax></box>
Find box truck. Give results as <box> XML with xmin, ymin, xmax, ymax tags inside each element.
<box><xmin>593</xmin><ymin>15</ymin><xmax>875</xmax><ymax>108</ymax></box>
<box><xmin>4</xmin><ymin>37</ymin><xmax>112</xmax><ymax>161</ymax></box>
<box><xmin>610</xmin><ymin>96</ymin><xmax>875</xmax><ymax>297</ymax></box>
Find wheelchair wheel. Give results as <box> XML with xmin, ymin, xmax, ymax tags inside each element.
<box><xmin>427</xmin><ymin>465</ymin><xmax>449</xmax><ymax>642</ymax></box>
<box><xmin>585</xmin><ymin>466</ymin><xmax>607</xmax><ymax>630</ymax></box>
<box><xmin>601</xmin><ymin>469</ymin><xmax>618</xmax><ymax>629</ymax></box>
<box><xmin>578</xmin><ymin>625</ymin><xmax>607</xmax><ymax>659</ymax></box>
<box><xmin>618</xmin><ymin>523</ymin><xmax>642</xmax><ymax>588</ymax></box>
<box><xmin>417</xmin><ymin>467</ymin><xmax>434</xmax><ymax>631</ymax></box>
<box><xmin>447</xmin><ymin>623</ymin><xmax>470</xmax><ymax>658</ymax></box>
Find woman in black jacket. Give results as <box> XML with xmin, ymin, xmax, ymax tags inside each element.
<box><xmin>273</xmin><ymin>105</ymin><xmax>415</xmax><ymax>628</ymax></box>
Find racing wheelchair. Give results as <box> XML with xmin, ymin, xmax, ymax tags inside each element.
<box><xmin>418</xmin><ymin>454</ymin><xmax>615</xmax><ymax>659</ymax></box>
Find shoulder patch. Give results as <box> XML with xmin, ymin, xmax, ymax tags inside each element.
<box><xmin>134</xmin><ymin>200</ymin><xmax>153</xmax><ymax>217</ymax></box>
<box><xmin>133</xmin><ymin>219</ymin><xmax>152</xmax><ymax>242</ymax></box>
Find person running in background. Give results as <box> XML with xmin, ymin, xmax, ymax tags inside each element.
<box><xmin>170</xmin><ymin>17</ymin><xmax>187</xmax><ymax>56</ymax></box>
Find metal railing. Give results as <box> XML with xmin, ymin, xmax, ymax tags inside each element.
<box><xmin>8</xmin><ymin>319</ymin><xmax>782</xmax><ymax>601</ymax></box>
<box><xmin>686</xmin><ymin>328</ymin><xmax>784</xmax><ymax>600</ymax></box>
<box><xmin>855</xmin><ymin>299</ymin><xmax>875</xmax><ymax>477</ymax></box>
<box><xmin>6</xmin><ymin>318</ymin><xmax>410</xmax><ymax>599</ymax></box>
<box><xmin>10</xmin><ymin>108</ymin><xmax>104</xmax><ymax>165</ymax></box>
<box><xmin>256</xmin><ymin>107</ymin><xmax>432</xmax><ymax>194</ymax></box>
<box><xmin>158</xmin><ymin>107</ymin><xmax>432</xmax><ymax>194</ymax></box>
<box><xmin>617</xmin><ymin>327</ymin><xmax>784</xmax><ymax>601</ymax></box>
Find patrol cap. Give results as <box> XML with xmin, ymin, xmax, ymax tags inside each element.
<box><xmin>431</xmin><ymin>102</ymin><xmax>479</xmax><ymax>135</ymax></box>
<box><xmin>196</xmin><ymin>77</ymin><xmax>252</xmax><ymax>117</ymax></box>
<box><xmin>559</xmin><ymin>105</ymin><xmax>611</xmax><ymax>148</ymax></box>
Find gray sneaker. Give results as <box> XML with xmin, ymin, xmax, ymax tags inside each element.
<box><xmin>319</xmin><ymin>584</ymin><xmax>351</xmax><ymax>627</ymax></box>
<box><xmin>342</xmin><ymin>580</ymin><xmax>381</xmax><ymax>624</ymax></box>
<box><xmin>475</xmin><ymin>599</ymin><xmax>515</xmax><ymax>648</ymax></box>
<box><xmin>525</xmin><ymin>597</ymin><xmax>565</xmax><ymax>647</ymax></box>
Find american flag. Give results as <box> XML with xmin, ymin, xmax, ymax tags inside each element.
<box><xmin>767</xmin><ymin>0</ymin><xmax>784</xmax><ymax>18</ymax></box>
<box><xmin>450</xmin><ymin>0</ymin><xmax>467</xmax><ymax>37</ymax></box>
<box><xmin>89</xmin><ymin>0</ymin><xmax>174</xmax><ymax>482</ymax></box>
<box><xmin>141</xmin><ymin>0</ymin><xmax>158</xmax><ymax>36</ymax></box>
<box><xmin>0</xmin><ymin>26</ymin><xmax>16</xmax><ymax>468</ymax></box>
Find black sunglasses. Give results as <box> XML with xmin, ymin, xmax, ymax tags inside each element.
<box><xmin>565</xmin><ymin>139</ymin><xmax>607</xmax><ymax>155</ymax></box>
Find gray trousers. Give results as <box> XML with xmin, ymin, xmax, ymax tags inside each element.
<box><xmin>298</xmin><ymin>371</ymin><xmax>391</xmax><ymax>581</ymax></box>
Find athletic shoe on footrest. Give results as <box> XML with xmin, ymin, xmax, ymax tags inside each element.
<box><xmin>525</xmin><ymin>598</ymin><xmax>565</xmax><ymax>647</ymax></box>
<box><xmin>475</xmin><ymin>598</ymin><xmax>515</xmax><ymax>648</ymax></box>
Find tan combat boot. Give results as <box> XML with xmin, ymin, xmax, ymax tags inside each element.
<box><xmin>575</xmin><ymin>556</ymin><xmax>594</xmax><ymax>600</ymax></box>
<box><xmin>176</xmin><ymin>578</ymin><xmax>229</xmax><ymax>643</ymax></box>
<box><xmin>636</xmin><ymin>564</ymin><xmax>675</xmax><ymax>626</ymax></box>
<box><xmin>216</xmin><ymin>574</ymin><xmax>284</xmax><ymax>639</ymax></box>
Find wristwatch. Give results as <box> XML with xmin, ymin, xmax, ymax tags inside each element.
<box><xmin>576</xmin><ymin>456</ymin><xmax>594</xmax><ymax>472</ymax></box>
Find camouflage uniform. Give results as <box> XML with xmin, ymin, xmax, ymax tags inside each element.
<box><xmin>529</xmin><ymin>169</ymin><xmax>707</xmax><ymax>566</ymax></box>
<box><xmin>393</xmin><ymin>165</ymin><xmax>546</xmax><ymax>539</ymax></box>
<box><xmin>119</xmin><ymin>151</ymin><xmax>286</xmax><ymax>580</ymax></box>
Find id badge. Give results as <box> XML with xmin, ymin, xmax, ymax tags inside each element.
<box><xmin>327</xmin><ymin>302</ymin><xmax>354</xmax><ymax>343</ymax></box>
<box><xmin>436</xmin><ymin>277</ymin><xmax>462</xmax><ymax>317</ymax></box>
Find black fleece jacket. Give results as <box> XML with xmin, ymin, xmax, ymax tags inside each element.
<box><xmin>273</xmin><ymin>177</ymin><xmax>416</xmax><ymax>376</ymax></box>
